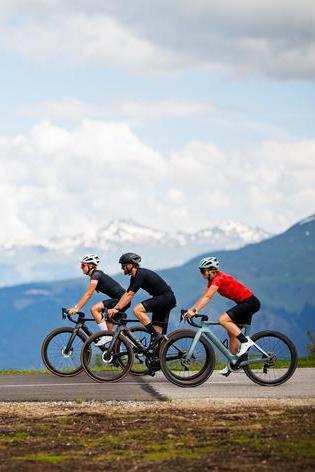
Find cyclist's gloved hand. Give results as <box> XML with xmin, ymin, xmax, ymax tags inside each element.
<box><xmin>184</xmin><ymin>309</ymin><xmax>196</xmax><ymax>319</ymax></box>
<box><xmin>107</xmin><ymin>308</ymin><xmax>118</xmax><ymax>318</ymax></box>
<box><xmin>68</xmin><ymin>306</ymin><xmax>78</xmax><ymax>315</ymax></box>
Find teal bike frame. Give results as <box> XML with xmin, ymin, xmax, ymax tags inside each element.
<box><xmin>186</xmin><ymin>319</ymin><xmax>271</xmax><ymax>368</ymax></box>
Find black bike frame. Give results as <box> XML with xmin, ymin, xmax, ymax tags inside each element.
<box><xmin>107</xmin><ymin>316</ymin><xmax>154</xmax><ymax>357</ymax></box>
<box><xmin>62</xmin><ymin>309</ymin><xmax>95</xmax><ymax>355</ymax></box>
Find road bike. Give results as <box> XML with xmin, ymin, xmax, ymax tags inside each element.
<box><xmin>159</xmin><ymin>310</ymin><xmax>298</xmax><ymax>387</ymax></box>
<box><xmin>80</xmin><ymin>312</ymin><xmax>165</xmax><ymax>382</ymax></box>
<box><xmin>41</xmin><ymin>308</ymin><xmax>147</xmax><ymax>377</ymax></box>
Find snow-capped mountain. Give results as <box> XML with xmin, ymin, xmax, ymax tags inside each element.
<box><xmin>4</xmin><ymin>219</ymin><xmax>269</xmax><ymax>251</ymax></box>
<box><xmin>0</xmin><ymin>219</ymin><xmax>270</xmax><ymax>287</ymax></box>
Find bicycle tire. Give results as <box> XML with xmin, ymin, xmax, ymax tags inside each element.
<box><xmin>243</xmin><ymin>330</ymin><xmax>298</xmax><ymax>386</ymax></box>
<box><xmin>80</xmin><ymin>330</ymin><xmax>133</xmax><ymax>383</ymax></box>
<box><xmin>159</xmin><ymin>329</ymin><xmax>216</xmax><ymax>387</ymax></box>
<box><xmin>41</xmin><ymin>327</ymin><xmax>88</xmax><ymax>377</ymax></box>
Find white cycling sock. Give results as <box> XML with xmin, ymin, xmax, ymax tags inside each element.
<box><xmin>97</xmin><ymin>320</ymin><xmax>108</xmax><ymax>331</ymax></box>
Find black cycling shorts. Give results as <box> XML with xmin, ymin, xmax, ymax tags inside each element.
<box><xmin>226</xmin><ymin>295</ymin><xmax>261</xmax><ymax>325</ymax></box>
<box><xmin>141</xmin><ymin>292</ymin><xmax>176</xmax><ymax>333</ymax></box>
<box><xmin>102</xmin><ymin>298</ymin><xmax>130</xmax><ymax>311</ymax></box>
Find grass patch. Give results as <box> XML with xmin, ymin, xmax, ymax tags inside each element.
<box><xmin>74</xmin><ymin>397</ymin><xmax>86</xmax><ymax>404</ymax></box>
<box><xmin>215</xmin><ymin>356</ymin><xmax>315</xmax><ymax>370</ymax></box>
<box><xmin>297</xmin><ymin>357</ymin><xmax>315</xmax><ymax>367</ymax></box>
<box><xmin>277</xmin><ymin>439</ymin><xmax>315</xmax><ymax>458</ymax></box>
<box><xmin>234</xmin><ymin>432</ymin><xmax>315</xmax><ymax>459</ymax></box>
<box><xmin>20</xmin><ymin>453</ymin><xmax>67</xmax><ymax>464</ymax></box>
<box><xmin>0</xmin><ymin>369</ymin><xmax>48</xmax><ymax>375</ymax></box>
<box><xmin>144</xmin><ymin>442</ymin><xmax>217</xmax><ymax>461</ymax></box>
<box><xmin>0</xmin><ymin>356</ymin><xmax>313</xmax><ymax>374</ymax></box>
<box><xmin>0</xmin><ymin>432</ymin><xmax>28</xmax><ymax>443</ymax></box>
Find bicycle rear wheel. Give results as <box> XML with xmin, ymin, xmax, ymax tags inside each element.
<box><xmin>41</xmin><ymin>327</ymin><xmax>88</xmax><ymax>377</ymax></box>
<box><xmin>243</xmin><ymin>330</ymin><xmax>298</xmax><ymax>386</ymax></box>
<box><xmin>81</xmin><ymin>330</ymin><xmax>133</xmax><ymax>382</ymax></box>
<box><xmin>160</xmin><ymin>329</ymin><xmax>215</xmax><ymax>387</ymax></box>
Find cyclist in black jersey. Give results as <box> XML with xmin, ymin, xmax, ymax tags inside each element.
<box><xmin>107</xmin><ymin>252</ymin><xmax>176</xmax><ymax>344</ymax></box>
<box><xmin>68</xmin><ymin>254</ymin><xmax>127</xmax><ymax>345</ymax></box>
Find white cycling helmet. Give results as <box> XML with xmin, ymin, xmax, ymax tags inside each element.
<box><xmin>81</xmin><ymin>254</ymin><xmax>100</xmax><ymax>266</ymax></box>
<box><xmin>198</xmin><ymin>256</ymin><xmax>219</xmax><ymax>270</ymax></box>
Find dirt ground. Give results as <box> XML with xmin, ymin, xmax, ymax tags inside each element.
<box><xmin>0</xmin><ymin>399</ymin><xmax>314</xmax><ymax>471</ymax></box>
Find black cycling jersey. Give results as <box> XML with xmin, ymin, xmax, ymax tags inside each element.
<box><xmin>90</xmin><ymin>269</ymin><xmax>125</xmax><ymax>299</ymax></box>
<box><xmin>127</xmin><ymin>267</ymin><xmax>173</xmax><ymax>297</ymax></box>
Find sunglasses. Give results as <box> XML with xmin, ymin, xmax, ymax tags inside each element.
<box><xmin>200</xmin><ymin>268</ymin><xmax>215</xmax><ymax>274</ymax></box>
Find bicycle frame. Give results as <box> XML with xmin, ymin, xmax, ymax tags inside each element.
<box><xmin>186</xmin><ymin>320</ymin><xmax>270</xmax><ymax>368</ymax></box>
<box><xmin>106</xmin><ymin>320</ymin><xmax>152</xmax><ymax>357</ymax></box>
<box><xmin>62</xmin><ymin>309</ymin><xmax>94</xmax><ymax>355</ymax></box>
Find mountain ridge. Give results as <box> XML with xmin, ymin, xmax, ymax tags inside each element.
<box><xmin>0</xmin><ymin>218</ymin><xmax>270</xmax><ymax>287</ymax></box>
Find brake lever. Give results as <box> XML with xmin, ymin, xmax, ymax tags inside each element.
<box><xmin>180</xmin><ymin>309</ymin><xmax>188</xmax><ymax>323</ymax></box>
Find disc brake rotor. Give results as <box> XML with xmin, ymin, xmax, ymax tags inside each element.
<box><xmin>61</xmin><ymin>347</ymin><xmax>73</xmax><ymax>358</ymax></box>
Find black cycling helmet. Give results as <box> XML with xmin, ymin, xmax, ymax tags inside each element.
<box><xmin>119</xmin><ymin>252</ymin><xmax>142</xmax><ymax>265</ymax></box>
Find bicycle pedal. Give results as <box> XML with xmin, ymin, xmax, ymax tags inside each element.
<box><xmin>222</xmin><ymin>370</ymin><xmax>232</xmax><ymax>377</ymax></box>
<box><xmin>230</xmin><ymin>359</ymin><xmax>242</xmax><ymax>370</ymax></box>
<box><xmin>147</xmin><ymin>370</ymin><xmax>156</xmax><ymax>377</ymax></box>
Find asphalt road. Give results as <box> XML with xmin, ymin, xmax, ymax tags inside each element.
<box><xmin>0</xmin><ymin>368</ymin><xmax>314</xmax><ymax>402</ymax></box>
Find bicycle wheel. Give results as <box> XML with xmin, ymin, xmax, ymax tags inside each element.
<box><xmin>81</xmin><ymin>330</ymin><xmax>133</xmax><ymax>382</ymax></box>
<box><xmin>160</xmin><ymin>329</ymin><xmax>215</xmax><ymax>387</ymax></box>
<box><xmin>243</xmin><ymin>330</ymin><xmax>298</xmax><ymax>386</ymax></box>
<box><xmin>41</xmin><ymin>327</ymin><xmax>88</xmax><ymax>377</ymax></box>
<box><xmin>118</xmin><ymin>326</ymin><xmax>152</xmax><ymax>376</ymax></box>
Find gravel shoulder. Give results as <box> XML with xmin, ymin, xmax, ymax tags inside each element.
<box><xmin>0</xmin><ymin>399</ymin><xmax>314</xmax><ymax>471</ymax></box>
<box><xmin>0</xmin><ymin>397</ymin><xmax>314</xmax><ymax>417</ymax></box>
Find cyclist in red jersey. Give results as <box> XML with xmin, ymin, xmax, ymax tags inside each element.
<box><xmin>185</xmin><ymin>256</ymin><xmax>260</xmax><ymax>376</ymax></box>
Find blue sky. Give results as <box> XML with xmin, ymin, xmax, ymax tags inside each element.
<box><xmin>0</xmin><ymin>0</ymin><xmax>314</xmax><ymax>245</ymax></box>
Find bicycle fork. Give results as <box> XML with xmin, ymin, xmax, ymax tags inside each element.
<box><xmin>63</xmin><ymin>327</ymin><xmax>81</xmax><ymax>356</ymax></box>
<box><xmin>63</xmin><ymin>323</ymin><xmax>92</xmax><ymax>356</ymax></box>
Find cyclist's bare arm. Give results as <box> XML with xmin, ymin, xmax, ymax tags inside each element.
<box><xmin>185</xmin><ymin>285</ymin><xmax>218</xmax><ymax>317</ymax></box>
<box><xmin>107</xmin><ymin>291</ymin><xmax>135</xmax><ymax>317</ymax></box>
<box><xmin>68</xmin><ymin>280</ymin><xmax>98</xmax><ymax>314</ymax></box>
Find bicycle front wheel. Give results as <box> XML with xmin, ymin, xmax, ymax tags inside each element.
<box><xmin>41</xmin><ymin>327</ymin><xmax>87</xmax><ymax>377</ymax></box>
<box><xmin>81</xmin><ymin>330</ymin><xmax>133</xmax><ymax>382</ymax></box>
<box><xmin>160</xmin><ymin>329</ymin><xmax>215</xmax><ymax>387</ymax></box>
<box><xmin>243</xmin><ymin>330</ymin><xmax>298</xmax><ymax>386</ymax></box>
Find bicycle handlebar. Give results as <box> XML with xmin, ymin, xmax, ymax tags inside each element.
<box><xmin>107</xmin><ymin>312</ymin><xmax>128</xmax><ymax>326</ymax></box>
<box><xmin>180</xmin><ymin>309</ymin><xmax>209</xmax><ymax>328</ymax></box>
<box><xmin>62</xmin><ymin>307</ymin><xmax>87</xmax><ymax>324</ymax></box>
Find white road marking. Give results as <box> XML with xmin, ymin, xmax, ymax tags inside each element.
<box><xmin>0</xmin><ymin>382</ymin><xmax>159</xmax><ymax>388</ymax></box>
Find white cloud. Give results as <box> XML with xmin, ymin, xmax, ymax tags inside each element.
<box><xmin>0</xmin><ymin>120</ymin><xmax>314</xmax><ymax>245</ymax></box>
<box><xmin>120</xmin><ymin>100</ymin><xmax>216</xmax><ymax>119</ymax></box>
<box><xmin>0</xmin><ymin>1</ymin><xmax>314</xmax><ymax>78</ymax></box>
<box><xmin>0</xmin><ymin>12</ymin><xmax>176</xmax><ymax>71</ymax></box>
<box><xmin>21</xmin><ymin>99</ymin><xmax>216</xmax><ymax>121</ymax></box>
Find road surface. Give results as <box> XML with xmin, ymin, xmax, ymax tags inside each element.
<box><xmin>0</xmin><ymin>368</ymin><xmax>313</xmax><ymax>402</ymax></box>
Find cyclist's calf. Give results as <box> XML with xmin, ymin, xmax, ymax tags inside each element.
<box><xmin>133</xmin><ymin>303</ymin><xmax>163</xmax><ymax>335</ymax></box>
<box><xmin>218</xmin><ymin>313</ymin><xmax>240</xmax><ymax>354</ymax></box>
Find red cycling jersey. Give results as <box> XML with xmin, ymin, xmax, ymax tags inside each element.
<box><xmin>208</xmin><ymin>271</ymin><xmax>253</xmax><ymax>303</ymax></box>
